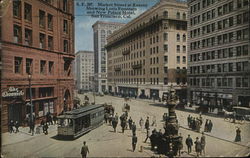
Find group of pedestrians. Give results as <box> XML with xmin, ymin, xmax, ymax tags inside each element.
<box><xmin>186</xmin><ymin>132</ymin><xmax>206</xmax><ymax>157</ymax></box>
<box><xmin>9</xmin><ymin>120</ymin><xmax>19</xmax><ymax>133</ymax></box>
<box><xmin>204</xmin><ymin>119</ymin><xmax>213</xmax><ymax>133</ymax></box>
<box><xmin>187</xmin><ymin>114</ymin><xmax>203</xmax><ymax>132</ymax></box>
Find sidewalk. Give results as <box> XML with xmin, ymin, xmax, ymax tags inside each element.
<box><xmin>2</xmin><ymin>124</ymin><xmax>58</xmax><ymax>146</ymax></box>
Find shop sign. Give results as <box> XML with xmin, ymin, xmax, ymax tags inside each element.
<box><xmin>2</xmin><ymin>87</ymin><xmax>24</xmax><ymax>98</ymax></box>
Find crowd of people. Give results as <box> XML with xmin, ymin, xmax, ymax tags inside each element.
<box><xmin>187</xmin><ymin>114</ymin><xmax>213</xmax><ymax>133</ymax></box>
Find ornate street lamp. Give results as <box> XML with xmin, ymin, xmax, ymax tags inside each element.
<box><xmin>162</xmin><ymin>84</ymin><xmax>180</xmax><ymax>157</ymax></box>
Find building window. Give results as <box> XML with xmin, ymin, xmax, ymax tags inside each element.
<box><xmin>40</xmin><ymin>60</ymin><xmax>46</xmax><ymax>74</ymax></box>
<box><xmin>49</xmin><ymin>61</ymin><xmax>54</xmax><ymax>75</ymax></box>
<box><xmin>39</xmin><ymin>33</ymin><xmax>45</xmax><ymax>49</ymax></box>
<box><xmin>63</xmin><ymin>40</ymin><xmax>69</xmax><ymax>52</ymax></box>
<box><xmin>176</xmin><ymin>12</ymin><xmax>180</xmax><ymax>19</ymax></box>
<box><xmin>26</xmin><ymin>58</ymin><xmax>33</xmax><ymax>74</ymax></box>
<box><xmin>218</xmin><ymin>6</ymin><xmax>223</xmax><ymax>16</ymax></box>
<box><xmin>243</xmin><ymin>12</ymin><xmax>249</xmax><ymax>23</ymax></box>
<box><xmin>24</xmin><ymin>29</ymin><xmax>32</xmax><ymax>46</ymax></box>
<box><xmin>48</xmin><ymin>36</ymin><xmax>53</xmax><ymax>50</ymax></box>
<box><xmin>164</xmin><ymin>44</ymin><xmax>168</xmax><ymax>52</ymax></box>
<box><xmin>164</xmin><ymin>67</ymin><xmax>168</xmax><ymax>73</ymax></box>
<box><xmin>229</xmin><ymin>63</ymin><xmax>233</xmax><ymax>72</ymax></box>
<box><xmin>183</xmin><ymin>46</ymin><xmax>186</xmax><ymax>52</ymax></box>
<box><xmin>243</xmin><ymin>78</ymin><xmax>249</xmax><ymax>87</ymax></box>
<box><xmin>183</xmin><ymin>34</ymin><xmax>186</xmax><ymax>42</ymax></box>
<box><xmin>163</xmin><ymin>11</ymin><xmax>168</xmax><ymax>17</ymax></box>
<box><xmin>39</xmin><ymin>10</ymin><xmax>45</xmax><ymax>28</ymax></box>
<box><xmin>13</xmin><ymin>25</ymin><xmax>21</xmax><ymax>43</ymax></box>
<box><xmin>24</xmin><ymin>3</ymin><xmax>32</xmax><ymax>21</ymax></box>
<box><xmin>14</xmin><ymin>57</ymin><xmax>22</xmax><ymax>74</ymax></box>
<box><xmin>237</xmin><ymin>30</ymin><xmax>242</xmax><ymax>40</ymax></box>
<box><xmin>177</xmin><ymin>56</ymin><xmax>180</xmax><ymax>64</ymax></box>
<box><xmin>63</xmin><ymin>0</ymin><xmax>68</xmax><ymax>12</ymax></box>
<box><xmin>183</xmin><ymin>13</ymin><xmax>186</xmax><ymax>20</ymax></box>
<box><xmin>182</xmin><ymin>56</ymin><xmax>186</xmax><ymax>63</ymax></box>
<box><xmin>163</xmin><ymin>33</ymin><xmax>168</xmax><ymax>41</ymax></box>
<box><xmin>13</xmin><ymin>0</ymin><xmax>21</xmax><ymax>18</ymax></box>
<box><xmin>177</xmin><ymin>45</ymin><xmax>180</xmax><ymax>52</ymax></box>
<box><xmin>236</xmin><ymin>78</ymin><xmax>241</xmax><ymax>87</ymax></box>
<box><xmin>237</xmin><ymin>14</ymin><xmax>242</xmax><ymax>24</ymax></box>
<box><xmin>48</xmin><ymin>14</ymin><xmax>53</xmax><ymax>30</ymax></box>
<box><xmin>176</xmin><ymin>34</ymin><xmax>180</xmax><ymax>41</ymax></box>
<box><xmin>164</xmin><ymin>56</ymin><xmax>168</xmax><ymax>63</ymax></box>
<box><xmin>217</xmin><ymin>78</ymin><xmax>222</xmax><ymax>87</ymax></box>
<box><xmin>236</xmin><ymin>62</ymin><xmax>242</xmax><ymax>71</ymax></box>
<box><xmin>243</xmin><ymin>45</ymin><xmax>248</xmax><ymax>55</ymax></box>
<box><xmin>63</xmin><ymin>19</ymin><xmax>68</xmax><ymax>33</ymax></box>
<box><xmin>237</xmin><ymin>0</ymin><xmax>242</xmax><ymax>8</ymax></box>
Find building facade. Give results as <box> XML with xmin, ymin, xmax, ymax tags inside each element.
<box><xmin>92</xmin><ymin>21</ymin><xmax>125</xmax><ymax>93</ymax></box>
<box><xmin>187</xmin><ymin>0</ymin><xmax>250</xmax><ymax>109</ymax></box>
<box><xmin>106</xmin><ymin>0</ymin><xmax>188</xmax><ymax>100</ymax></box>
<box><xmin>75</xmin><ymin>51</ymin><xmax>94</xmax><ymax>92</ymax></box>
<box><xmin>1</xmin><ymin>0</ymin><xmax>75</xmax><ymax>132</ymax></box>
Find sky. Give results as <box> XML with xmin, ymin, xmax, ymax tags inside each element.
<box><xmin>74</xmin><ymin>0</ymin><xmax>160</xmax><ymax>53</ymax></box>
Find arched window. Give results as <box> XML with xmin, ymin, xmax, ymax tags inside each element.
<box><xmin>183</xmin><ymin>34</ymin><xmax>186</xmax><ymax>42</ymax></box>
<box><xmin>183</xmin><ymin>13</ymin><xmax>186</xmax><ymax>20</ymax></box>
<box><xmin>176</xmin><ymin>34</ymin><xmax>180</xmax><ymax>41</ymax></box>
<box><xmin>163</xmin><ymin>11</ymin><xmax>168</xmax><ymax>17</ymax></box>
<box><xmin>177</xmin><ymin>12</ymin><xmax>180</xmax><ymax>19</ymax></box>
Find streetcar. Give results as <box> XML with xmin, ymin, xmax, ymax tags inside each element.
<box><xmin>57</xmin><ymin>104</ymin><xmax>104</xmax><ymax>139</ymax></box>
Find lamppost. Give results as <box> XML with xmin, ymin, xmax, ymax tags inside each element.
<box><xmin>28</xmin><ymin>73</ymin><xmax>34</xmax><ymax>135</ymax></box>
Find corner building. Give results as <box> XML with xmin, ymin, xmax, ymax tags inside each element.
<box><xmin>107</xmin><ymin>0</ymin><xmax>188</xmax><ymax>100</ymax></box>
<box><xmin>187</xmin><ymin>0</ymin><xmax>250</xmax><ymax>109</ymax></box>
<box><xmin>1</xmin><ymin>0</ymin><xmax>75</xmax><ymax>132</ymax></box>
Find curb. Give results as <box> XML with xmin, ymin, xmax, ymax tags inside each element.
<box><xmin>180</xmin><ymin>125</ymin><xmax>250</xmax><ymax>149</ymax></box>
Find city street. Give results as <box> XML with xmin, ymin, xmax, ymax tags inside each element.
<box><xmin>2</xmin><ymin>94</ymin><xmax>250</xmax><ymax>158</ymax></box>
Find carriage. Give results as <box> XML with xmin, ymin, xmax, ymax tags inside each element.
<box><xmin>57</xmin><ymin>104</ymin><xmax>104</xmax><ymax>139</ymax></box>
<box><xmin>223</xmin><ymin>106</ymin><xmax>250</xmax><ymax>123</ymax></box>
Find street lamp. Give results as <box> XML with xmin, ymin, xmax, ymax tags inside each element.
<box><xmin>28</xmin><ymin>73</ymin><xmax>34</xmax><ymax>135</ymax></box>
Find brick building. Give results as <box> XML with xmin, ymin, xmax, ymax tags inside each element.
<box><xmin>1</xmin><ymin>0</ymin><xmax>75</xmax><ymax>132</ymax></box>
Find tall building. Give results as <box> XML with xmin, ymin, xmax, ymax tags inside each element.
<box><xmin>75</xmin><ymin>51</ymin><xmax>94</xmax><ymax>92</ymax></box>
<box><xmin>92</xmin><ymin>21</ymin><xmax>125</xmax><ymax>93</ymax></box>
<box><xmin>187</xmin><ymin>0</ymin><xmax>250</xmax><ymax>109</ymax></box>
<box><xmin>106</xmin><ymin>0</ymin><xmax>188</xmax><ymax>100</ymax></box>
<box><xmin>1</xmin><ymin>0</ymin><xmax>75</xmax><ymax>132</ymax></box>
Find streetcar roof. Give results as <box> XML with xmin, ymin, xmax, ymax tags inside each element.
<box><xmin>57</xmin><ymin>104</ymin><xmax>104</xmax><ymax>119</ymax></box>
<box><xmin>233</xmin><ymin>107</ymin><xmax>250</xmax><ymax>111</ymax></box>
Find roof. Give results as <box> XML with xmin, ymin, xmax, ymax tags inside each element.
<box><xmin>233</xmin><ymin>107</ymin><xmax>250</xmax><ymax>110</ymax></box>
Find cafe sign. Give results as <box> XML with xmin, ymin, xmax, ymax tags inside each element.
<box><xmin>2</xmin><ymin>87</ymin><xmax>24</xmax><ymax>98</ymax></box>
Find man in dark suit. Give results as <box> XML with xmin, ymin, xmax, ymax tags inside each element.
<box><xmin>81</xmin><ymin>141</ymin><xmax>89</xmax><ymax>158</ymax></box>
<box><xmin>132</xmin><ymin>134</ymin><xmax>138</xmax><ymax>152</ymax></box>
<box><xmin>185</xmin><ymin>134</ymin><xmax>193</xmax><ymax>154</ymax></box>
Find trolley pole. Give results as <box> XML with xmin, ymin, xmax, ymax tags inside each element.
<box><xmin>28</xmin><ymin>73</ymin><xmax>34</xmax><ymax>136</ymax></box>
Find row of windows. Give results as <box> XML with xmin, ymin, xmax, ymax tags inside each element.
<box><xmin>190</xmin><ymin>12</ymin><xmax>249</xmax><ymax>39</ymax></box>
<box><xmin>190</xmin><ymin>45</ymin><xmax>249</xmax><ymax>62</ymax></box>
<box><xmin>14</xmin><ymin>57</ymin><xmax>54</xmax><ymax>75</ymax></box>
<box><xmin>13</xmin><ymin>24</ymin><xmax>69</xmax><ymax>52</ymax></box>
<box><xmin>190</xmin><ymin>0</ymin><xmax>216</xmax><ymax>14</ymax></box>
<box><xmin>189</xmin><ymin>61</ymin><xmax>248</xmax><ymax>74</ymax></box>
<box><xmin>189</xmin><ymin>77</ymin><xmax>249</xmax><ymax>88</ymax></box>
<box><xmin>190</xmin><ymin>29</ymin><xmax>249</xmax><ymax>51</ymax></box>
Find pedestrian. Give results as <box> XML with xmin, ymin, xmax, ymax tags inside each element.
<box><xmin>144</xmin><ymin>128</ymin><xmax>150</xmax><ymax>143</ymax></box>
<box><xmin>177</xmin><ymin>133</ymin><xmax>183</xmax><ymax>156</ymax></box>
<box><xmin>235</xmin><ymin>127</ymin><xmax>241</xmax><ymax>142</ymax></box>
<box><xmin>53</xmin><ymin>115</ymin><xmax>57</xmax><ymax>125</ymax></box>
<box><xmin>128</xmin><ymin>117</ymin><xmax>133</xmax><ymax>130</ymax></box>
<box><xmin>201</xmin><ymin>132</ymin><xmax>206</xmax><ymax>155</ymax></box>
<box><xmin>81</xmin><ymin>141</ymin><xmax>89</xmax><ymax>158</ymax></box>
<box><xmin>132</xmin><ymin>133</ymin><xmax>138</xmax><ymax>152</ymax></box>
<box><xmin>104</xmin><ymin>113</ymin><xmax>109</xmax><ymax>123</ymax></box>
<box><xmin>121</xmin><ymin>119</ymin><xmax>126</xmax><ymax>133</ymax></box>
<box><xmin>112</xmin><ymin>117</ymin><xmax>118</xmax><ymax>132</ymax></box>
<box><xmin>208</xmin><ymin>120</ymin><xmax>213</xmax><ymax>132</ymax></box>
<box><xmin>199</xmin><ymin>114</ymin><xmax>203</xmax><ymax>125</ymax></box>
<box><xmin>194</xmin><ymin>137</ymin><xmax>202</xmax><ymax>157</ymax></box>
<box><xmin>151</xmin><ymin>116</ymin><xmax>157</xmax><ymax>127</ymax></box>
<box><xmin>44</xmin><ymin>123</ymin><xmax>49</xmax><ymax>135</ymax></box>
<box><xmin>150</xmin><ymin>129</ymin><xmax>157</xmax><ymax>150</ymax></box>
<box><xmin>139</xmin><ymin>117</ymin><xmax>144</xmax><ymax>130</ymax></box>
<box><xmin>196</xmin><ymin>118</ymin><xmax>201</xmax><ymax>132</ymax></box>
<box><xmin>14</xmin><ymin>121</ymin><xmax>19</xmax><ymax>133</ymax></box>
<box><xmin>132</xmin><ymin>122</ymin><xmax>136</xmax><ymax>135</ymax></box>
<box><xmin>185</xmin><ymin>134</ymin><xmax>193</xmax><ymax>154</ymax></box>
<box><xmin>115</xmin><ymin>113</ymin><xmax>119</xmax><ymax>121</ymax></box>
<box><xmin>145</xmin><ymin>117</ymin><xmax>150</xmax><ymax>130</ymax></box>
<box><xmin>204</xmin><ymin>119</ymin><xmax>209</xmax><ymax>132</ymax></box>
<box><xmin>187</xmin><ymin>115</ymin><xmax>191</xmax><ymax>127</ymax></box>
<box><xmin>9</xmin><ymin>120</ymin><xmax>15</xmax><ymax>133</ymax></box>
<box><xmin>30</xmin><ymin>119</ymin><xmax>35</xmax><ymax>136</ymax></box>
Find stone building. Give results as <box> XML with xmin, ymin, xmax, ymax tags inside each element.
<box><xmin>1</xmin><ymin>0</ymin><xmax>75</xmax><ymax>132</ymax></box>
<box><xmin>75</xmin><ymin>51</ymin><xmax>94</xmax><ymax>92</ymax></box>
<box><xmin>187</xmin><ymin>0</ymin><xmax>250</xmax><ymax>109</ymax></box>
<box><xmin>106</xmin><ymin>0</ymin><xmax>188</xmax><ymax>100</ymax></box>
<box><xmin>92</xmin><ymin>21</ymin><xmax>125</xmax><ymax>93</ymax></box>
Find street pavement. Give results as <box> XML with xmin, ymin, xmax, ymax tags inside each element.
<box><xmin>2</xmin><ymin>94</ymin><xmax>250</xmax><ymax>158</ymax></box>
